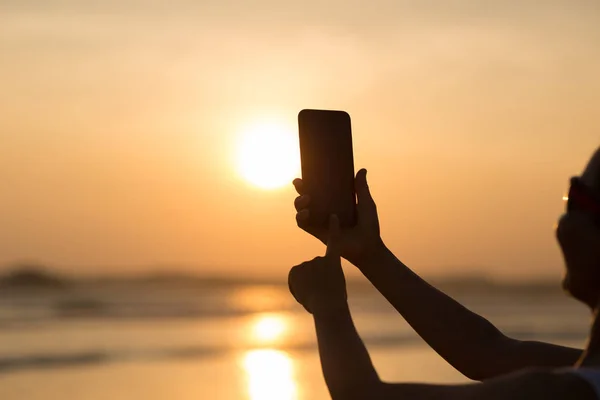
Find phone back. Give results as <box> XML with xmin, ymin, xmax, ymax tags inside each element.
<box><xmin>298</xmin><ymin>109</ymin><xmax>356</xmax><ymax>228</ymax></box>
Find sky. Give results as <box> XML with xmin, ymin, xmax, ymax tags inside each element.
<box><xmin>1</xmin><ymin>0</ymin><xmax>599</xmax><ymax>279</ymax></box>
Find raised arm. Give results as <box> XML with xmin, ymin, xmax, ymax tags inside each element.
<box><xmin>293</xmin><ymin>170</ymin><xmax>581</xmax><ymax>381</ymax></box>
<box><xmin>288</xmin><ymin>219</ymin><xmax>594</xmax><ymax>400</ymax></box>
<box><xmin>356</xmin><ymin>243</ymin><xmax>581</xmax><ymax>380</ymax></box>
<box><xmin>288</xmin><ymin>216</ymin><xmax>379</xmax><ymax>399</ymax></box>
<box><xmin>313</xmin><ymin>307</ymin><xmax>591</xmax><ymax>400</ymax></box>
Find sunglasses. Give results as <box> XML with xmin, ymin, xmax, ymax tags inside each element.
<box><xmin>565</xmin><ymin>177</ymin><xmax>600</xmax><ymax>217</ymax></box>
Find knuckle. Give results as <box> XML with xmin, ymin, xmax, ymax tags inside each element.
<box><xmin>289</xmin><ymin>265</ymin><xmax>301</xmax><ymax>279</ymax></box>
<box><xmin>292</xmin><ymin>262</ymin><xmax>309</xmax><ymax>277</ymax></box>
<box><xmin>310</xmin><ymin>257</ymin><xmax>325</xmax><ymax>267</ymax></box>
<box><xmin>296</xmin><ymin>214</ymin><xmax>307</xmax><ymax>228</ymax></box>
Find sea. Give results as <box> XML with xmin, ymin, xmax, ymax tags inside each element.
<box><xmin>0</xmin><ymin>272</ymin><xmax>591</xmax><ymax>400</ymax></box>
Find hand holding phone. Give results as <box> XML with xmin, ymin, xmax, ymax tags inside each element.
<box><xmin>297</xmin><ymin>109</ymin><xmax>357</xmax><ymax>228</ymax></box>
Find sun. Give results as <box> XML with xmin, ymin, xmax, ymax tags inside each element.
<box><xmin>236</xmin><ymin>121</ymin><xmax>300</xmax><ymax>189</ymax></box>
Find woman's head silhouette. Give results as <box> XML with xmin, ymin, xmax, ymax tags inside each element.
<box><xmin>557</xmin><ymin>147</ymin><xmax>600</xmax><ymax>308</ymax></box>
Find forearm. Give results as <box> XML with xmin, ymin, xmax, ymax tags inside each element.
<box><xmin>312</xmin><ymin>303</ymin><xmax>380</xmax><ymax>399</ymax></box>
<box><xmin>374</xmin><ymin>369</ymin><xmax>595</xmax><ymax>400</ymax></box>
<box><xmin>355</xmin><ymin>244</ymin><xmax>514</xmax><ymax>380</ymax></box>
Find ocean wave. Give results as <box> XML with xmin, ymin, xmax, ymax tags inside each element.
<box><xmin>0</xmin><ymin>329</ymin><xmax>588</xmax><ymax>375</ymax></box>
<box><xmin>0</xmin><ymin>352</ymin><xmax>109</xmax><ymax>373</ymax></box>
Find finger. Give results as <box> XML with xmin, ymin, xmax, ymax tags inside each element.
<box><xmin>288</xmin><ymin>265</ymin><xmax>301</xmax><ymax>300</ymax></box>
<box><xmin>296</xmin><ymin>209</ymin><xmax>310</xmax><ymax>226</ymax></box>
<box><xmin>294</xmin><ymin>195</ymin><xmax>310</xmax><ymax>212</ymax></box>
<box><xmin>296</xmin><ymin>210</ymin><xmax>329</xmax><ymax>245</ymax></box>
<box><xmin>355</xmin><ymin>168</ymin><xmax>376</xmax><ymax>211</ymax></box>
<box><xmin>325</xmin><ymin>214</ymin><xmax>342</xmax><ymax>259</ymax></box>
<box><xmin>301</xmin><ymin>263</ymin><xmax>318</xmax><ymax>314</ymax></box>
<box><xmin>292</xmin><ymin>178</ymin><xmax>305</xmax><ymax>195</ymax></box>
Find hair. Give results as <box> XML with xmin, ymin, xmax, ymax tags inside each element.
<box><xmin>583</xmin><ymin>147</ymin><xmax>600</xmax><ymax>191</ymax></box>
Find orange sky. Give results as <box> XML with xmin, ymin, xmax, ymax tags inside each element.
<box><xmin>1</xmin><ymin>1</ymin><xmax>599</xmax><ymax>279</ymax></box>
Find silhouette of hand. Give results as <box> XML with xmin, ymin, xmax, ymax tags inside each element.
<box><xmin>293</xmin><ymin>168</ymin><xmax>384</xmax><ymax>266</ymax></box>
<box><xmin>288</xmin><ymin>215</ymin><xmax>347</xmax><ymax>314</ymax></box>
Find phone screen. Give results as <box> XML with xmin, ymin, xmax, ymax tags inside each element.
<box><xmin>298</xmin><ymin>109</ymin><xmax>356</xmax><ymax>228</ymax></box>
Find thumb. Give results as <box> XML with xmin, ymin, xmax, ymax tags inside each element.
<box><xmin>325</xmin><ymin>214</ymin><xmax>342</xmax><ymax>260</ymax></box>
<box><xmin>355</xmin><ymin>169</ymin><xmax>376</xmax><ymax>210</ymax></box>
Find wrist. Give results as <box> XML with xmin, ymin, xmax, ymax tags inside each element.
<box><xmin>311</xmin><ymin>298</ymin><xmax>350</xmax><ymax>318</ymax></box>
<box><xmin>350</xmin><ymin>239</ymin><xmax>390</xmax><ymax>269</ymax></box>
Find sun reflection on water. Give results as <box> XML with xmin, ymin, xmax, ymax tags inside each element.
<box><xmin>252</xmin><ymin>313</ymin><xmax>288</xmax><ymax>344</ymax></box>
<box><xmin>242</xmin><ymin>349</ymin><xmax>298</xmax><ymax>400</ymax></box>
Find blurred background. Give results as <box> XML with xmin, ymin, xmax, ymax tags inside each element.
<box><xmin>1</xmin><ymin>1</ymin><xmax>599</xmax><ymax>399</ymax></box>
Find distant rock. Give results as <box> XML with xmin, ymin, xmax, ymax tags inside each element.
<box><xmin>0</xmin><ymin>266</ymin><xmax>69</xmax><ymax>290</ymax></box>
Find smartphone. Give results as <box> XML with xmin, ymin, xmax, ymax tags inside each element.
<box><xmin>298</xmin><ymin>109</ymin><xmax>357</xmax><ymax>228</ymax></box>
